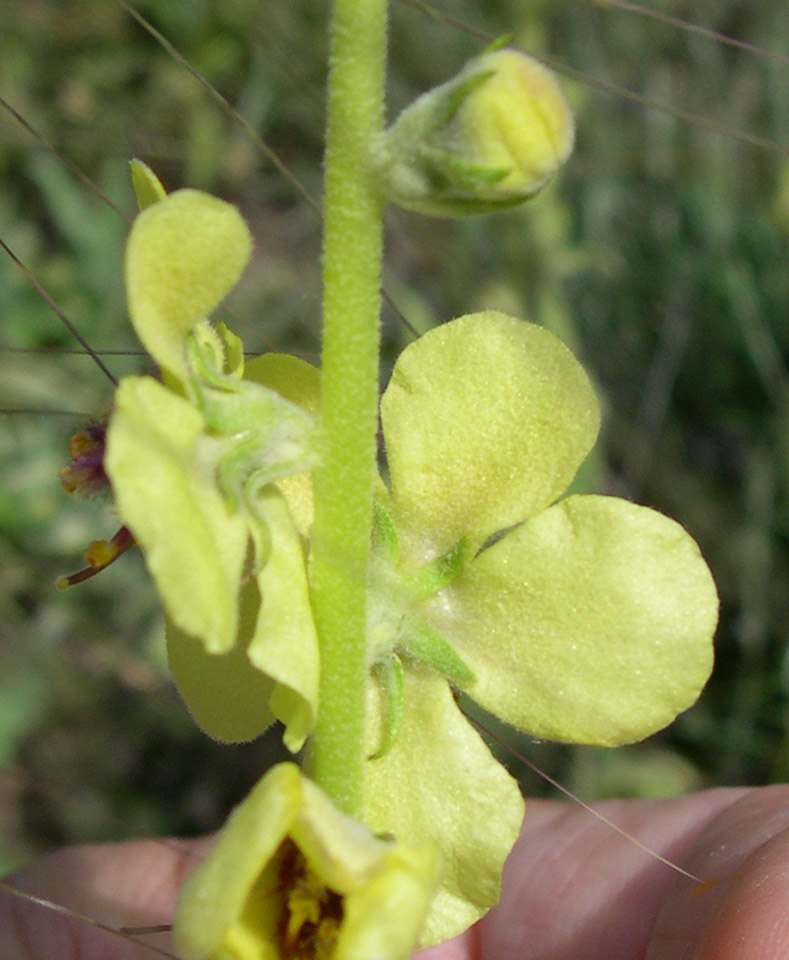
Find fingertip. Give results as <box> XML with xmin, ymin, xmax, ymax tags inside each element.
<box><xmin>648</xmin><ymin>785</ymin><xmax>789</xmax><ymax>960</ymax></box>
<box><xmin>694</xmin><ymin>827</ymin><xmax>789</xmax><ymax>960</ymax></box>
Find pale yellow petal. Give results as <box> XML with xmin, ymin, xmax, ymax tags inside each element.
<box><xmin>244</xmin><ymin>353</ymin><xmax>321</xmax><ymax>534</ymax></box>
<box><xmin>125</xmin><ymin>189</ymin><xmax>251</xmax><ymax>380</ymax></box>
<box><xmin>364</xmin><ymin>667</ymin><xmax>524</xmax><ymax>947</ymax></box>
<box><xmin>166</xmin><ymin>581</ymin><xmax>277</xmax><ymax>744</ymax></box>
<box><xmin>430</xmin><ymin>495</ymin><xmax>717</xmax><ymax>745</ymax></box>
<box><xmin>176</xmin><ymin>763</ymin><xmax>443</xmax><ymax>960</ymax></box>
<box><xmin>244</xmin><ymin>353</ymin><xmax>321</xmax><ymax>413</ymax></box>
<box><xmin>175</xmin><ymin>763</ymin><xmax>301</xmax><ymax>960</ymax></box>
<box><xmin>381</xmin><ymin>311</ymin><xmax>599</xmax><ymax>559</ymax></box>
<box><xmin>106</xmin><ymin>376</ymin><xmax>249</xmax><ymax>653</ymax></box>
<box><xmin>336</xmin><ymin>844</ymin><xmax>444</xmax><ymax>960</ymax></box>
<box><xmin>249</xmin><ymin>490</ymin><xmax>320</xmax><ymax>752</ymax></box>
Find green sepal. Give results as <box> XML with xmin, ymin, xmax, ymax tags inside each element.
<box><xmin>369</xmin><ymin>654</ymin><xmax>405</xmax><ymax>760</ymax></box>
<box><xmin>373</xmin><ymin>497</ymin><xmax>400</xmax><ymax>561</ymax></box>
<box><xmin>186</xmin><ymin>321</ymin><xmax>244</xmax><ymax>386</ymax></box>
<box><xmin>400</xmin><ymin>537</ymin><xmax>469</xmax><ymax>600</ymax></box>
<box><xmin>433</xmin><ymin>69</ymin><xmax>495</xmax><ymax>128</ymax></box>
<box><xmin>397</xmin><ymin>616</ymin><xmax>476</xmax><ymax>687</ymax></box>
<box><xmin>480</xmin><ymin>33</ymin><xmax>514</xmax><ymax>55</ymax></box>
<box><xmin>419</xmin><ymin>144</ymin><xmax>511</xmax><ymax>191</ymax></box>
<box><xmin>187</xmin><ymin>322</ymin><xmax>233</xmax><ymax>390</ymax></box>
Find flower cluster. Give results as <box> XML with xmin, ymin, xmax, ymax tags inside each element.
<box><xmin>103</xmin><ymin>169</ymin><xmax>716</xmax><ymax>949</ymax></box>
<box><xmin>62</xmin><ymin>47</ymin><xmax>719</xmax><ymax>960</ymax></box>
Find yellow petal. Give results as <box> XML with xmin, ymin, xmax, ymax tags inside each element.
<box><xmin>125</xmin><ymin>189</ymin><xmax>251</xmax><ymax>381</ymax></box>
<box><xmin>164</xmin><ymin>492</ymin><xmax>318</xmax><ymax>748</ymax></box>
<box><xmin>166</xmin><ymin>581</ymin><xmax>277</xmax><ymax>743</ymax></box>
<box><xmin>430</xmin><ymin>495</ymin><xmax>717</xmax><ymax>745</ymax></box>
<box><xmin>244</xmin><ymin>353</ymin><xmax>321</xmax><ymax>413</ymax></box>
<box><xmin>334</xmin><ymin>843</ymin><xmax>443</xmax><ymax>960</ymax></box>
<box><xmin>106</xmin><ymin>376</ymin><xmax>249</xmax><ymax>653</ymax></box>
<box><xmin>175</xmin><ymin>763</ymin><xmax>301</xmax><ymax>960</ymax></box>
<box><xmin>244</xmin><ymin>353</ymin><xmax>321</xmax><ymax>535</ymax></box>
<box><xmin>249</xmin><ymin>490</ymin><xmax>320</xmax><ymax>752</ymax></box>
<box><xmin>381</xmin><ymin>311</ymin><xmax>599</xmax><ymax>560</ymax></box>
<box><xmin>365</xmin><ymin>667</ymin><xmax>524</xmax><ymax>947</ymax></box>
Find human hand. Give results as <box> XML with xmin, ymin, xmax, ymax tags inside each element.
<box><xmin>3</xmin><ymin>785</ymin><xmax>789</xmax><ymax>960</ymax></box>
<box><xmin>417</xmin><ymin>785</ymin><xmax>789</xmax><ymax>960</ymax></box>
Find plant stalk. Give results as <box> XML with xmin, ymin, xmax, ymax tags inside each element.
<box><xmin>307</xmin><ymin>0</ymin><xmax>388</xmax><ymax>817</ymax></box>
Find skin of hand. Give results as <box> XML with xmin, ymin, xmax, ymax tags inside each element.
<box><xmin>2</xmin><ymin>785</ymin><xmax>789</xmax><ymax>960</ymax></box>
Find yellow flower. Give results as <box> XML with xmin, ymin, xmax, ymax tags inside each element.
<box><xmin>175</xmin><ymin>763</ymin><xmax>443</xmax><ymax>960</ymax></box>
<box><xmin>376</xmin><ymin>311</ymin><xmax>716</xmax><ymax>746</ymax></box>
<box><xmin>105</xmin><ymin>172</ymin><xmax>321</xmax><ymax>749</ymax></box>
<box><xmin>361</xmin><ymin>310</ymin><xmax>717</xmax><ymax>943</ymax></box>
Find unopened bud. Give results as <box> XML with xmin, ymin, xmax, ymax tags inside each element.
<box><xmin>373</xmin><ymin>48</ymin><xmax>574</xmax><ymax>217</ymax></box>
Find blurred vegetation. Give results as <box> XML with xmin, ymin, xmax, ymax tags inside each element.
<box><xmin>2</xmin><ymin>0</ymin><xmax>789</xmax><ymax>877</ymax></box>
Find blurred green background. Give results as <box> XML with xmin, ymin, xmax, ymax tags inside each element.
<box><xmin>2</xmin><ymin>0</ymin><xmax>789</xmax><ymax>876</ymax></box>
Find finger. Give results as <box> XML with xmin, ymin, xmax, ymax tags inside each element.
<box><xmin>646</xmin><ymin>783</ymin><xmax>789</xmax><ymax>960</ymax></box>
<box><xmin>1</xmin><ymin>837</ymin><xmax>211</xmax><ymax>960</ymax></box>
<box><xmin>475</xmin><ymin>788</ymin><xmax>750</xmax><ymax>960</ymax></box>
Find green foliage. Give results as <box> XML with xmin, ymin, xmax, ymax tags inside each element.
<box><xmin>2</xmin><ymin>0</ymin><xmax>789</xmax><ymax>867</ymax></box>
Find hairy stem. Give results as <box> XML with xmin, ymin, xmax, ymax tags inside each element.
<box><xmin>307</xmin><ymin>0</ymin><xmax>388</xmax><ymax>816</ymax></box>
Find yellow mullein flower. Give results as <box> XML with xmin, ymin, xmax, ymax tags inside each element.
<box><xmin>175</xmin><ymin>763</ymin><xmax>443</xmax><ymax>960</ymax></box>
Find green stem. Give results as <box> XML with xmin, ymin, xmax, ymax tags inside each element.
<box><xmin>307</xmin><ymin>0</ymin><xmax>388</xmax><ymax>817</ymax></box>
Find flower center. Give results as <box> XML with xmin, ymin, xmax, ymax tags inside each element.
<box><xmin>365</xmin><ymin>498</ymin><xmax>477</xmax><ymax>756</ymax></box>
<box><xmin>279</xmin><ymin>843</ymin><xmax>344</xmax><ymax>960</ymax></box>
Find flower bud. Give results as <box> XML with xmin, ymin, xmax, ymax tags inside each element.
<box><xmin>373</xmin><ymin>48</ymin><xmax>574</xmax><ymax>217</ymax></box>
